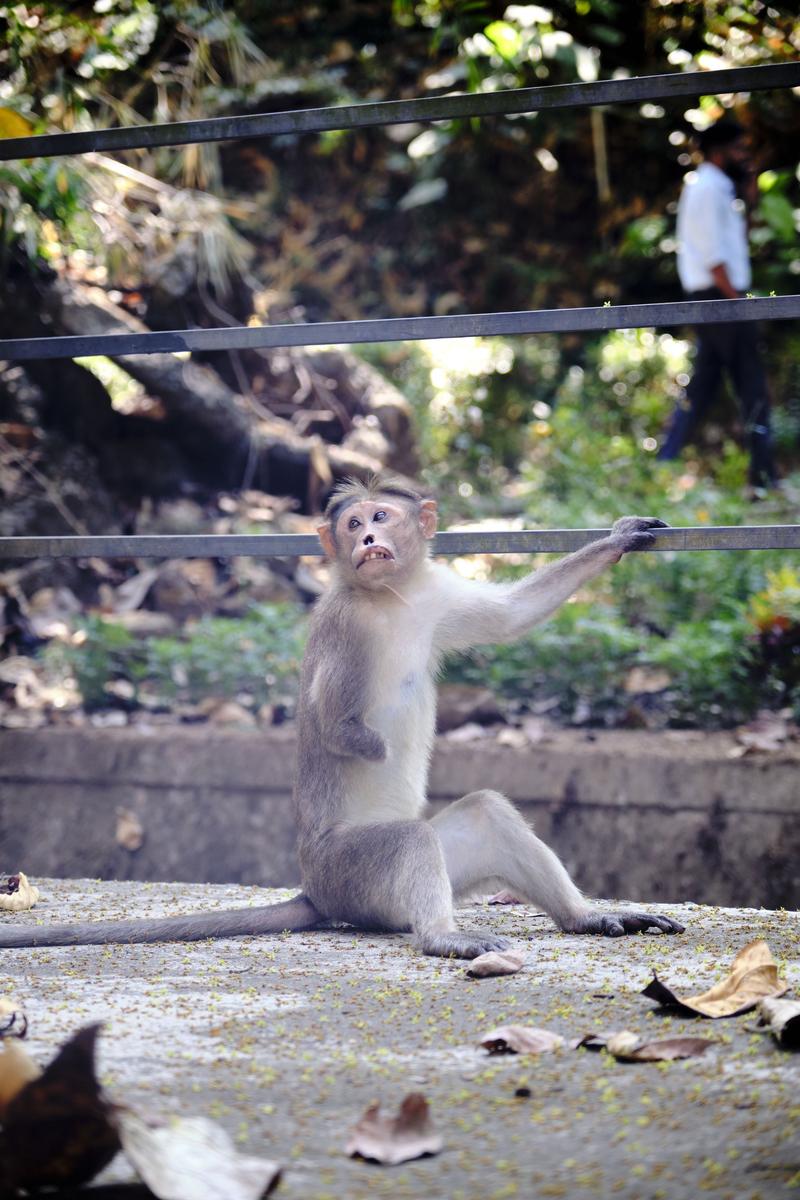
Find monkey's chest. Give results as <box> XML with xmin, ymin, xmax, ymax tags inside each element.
<box><xmin>344</xmin><ymin>663</ymin><xmax>436</xmax><ymax>821</ymax></box>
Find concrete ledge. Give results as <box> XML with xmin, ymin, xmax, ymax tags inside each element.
<box><xmin>1</xmin><ymin>727</ymin><xmax>798</xmax><ymax>907</ymax></box>
<box><xmin>2</xmin><ymin>879</ymin><xmax>798</xmax><ymax>1200</ymax></box>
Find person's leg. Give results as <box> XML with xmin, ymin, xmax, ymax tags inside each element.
<box><xmin>658</xmin><ymin>326</ymin><xmax>722</xmax><ymax>461</ymax></box>
<box><xmin>727</xmin><ymin>322</ymin><xmax>777</xmax><ymax>488</ymax></box>
<box><xmin>659</xmin><ymin>286</ymin><xmax>735</xmax><ymax>462</ymax></box>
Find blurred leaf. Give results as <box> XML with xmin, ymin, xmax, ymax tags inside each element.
<box><xmin>346</xmin><ymin>1094</ymin><xmax>443</xmax><ymax>1166</ymax></box>
<box><xmin>116</xmin><ymin>1109</ymin><xmax>281</xmax><ymax>1200</ymax></box>
<box><xmin>0</xmin><ymin>108</ymin><xmax>32</xmax><ymax>138</ymax></box>
<box><xmin>0</xmin><ymin>1025</ymin><xmax>120</xmax><ymax>1192</ymax></box>
<box><xmin>480</xmin><ymin>1026</ymin><xmax>564</xmax><ymax>1054</ymax></box>
<box><xmin>398</xmin><ymin>177</ymin><xmax>448</xmax><ymax>210</ymax></box>
<box><xmin>484</xmin><ymin>20</ymin><xmax>523</xmax><ymax>60</ymax></box>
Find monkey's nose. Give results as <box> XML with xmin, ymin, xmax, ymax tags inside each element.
<box><xmin>363</xmin><ymin>534</ymin><xmax>374</xmax><ymax>545</ymax></box>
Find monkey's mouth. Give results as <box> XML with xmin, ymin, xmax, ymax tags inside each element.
<box><xmin>357</xmin><ymin>547</ymin><xmax>394</xmax><ymax>567</ymax></box>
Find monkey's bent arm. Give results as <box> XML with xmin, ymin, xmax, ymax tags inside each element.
<box><xmin>433</xmin><ymin>537</ymin><xmax>620</xmax><ymax>651</ymax></box>
<box><xmin>311</xmin><ymin>648</ymin><xmax>387</xmax><ymax>761</ymax></box>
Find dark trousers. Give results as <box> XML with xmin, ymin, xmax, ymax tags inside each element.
<box><xmin>657</xmin><ymin>288</ymin><xmax>777</xmax><ymax>488</ymax></box>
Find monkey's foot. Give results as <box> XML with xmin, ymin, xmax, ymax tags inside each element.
<box><xmin>567</xmin><ymin>910</ymin><xmax>685</xmax><ymax>937</ymax></box>
<box><xmin>415</xmin><ymin>929</ymin><xmax>510</xmax><ymax>959</ymax></box>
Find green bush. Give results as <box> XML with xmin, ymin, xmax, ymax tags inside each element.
<box><xmin>445</xmin><ymin>604</ymin><xmax>642</xmax><ymax>725</ymax></box>
<box><xmin>48</xmin><ymin>603</ymin><xmax>307</xmax><ymax>712</ymax></box>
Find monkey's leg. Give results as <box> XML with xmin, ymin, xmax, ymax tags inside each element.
<box><xmin>430</xmin><ymin>791</ymin><xmax>684</xmax><ymax>937</ymax></box>
<box><xmin>308</xmin><ymin>822</ymin><xmax>509</xmax><ymax>958</ymax></box>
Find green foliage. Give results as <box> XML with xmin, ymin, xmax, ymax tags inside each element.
<box><xmin>48</xmin><ymin>604</ymin><xmax>307</xmax><ymax>712</ymax></box>
<box><xmin>364</xmin><ymin>322</ymin><xmax>800</xmax><ymax>727</ymax></box>
<box><xmin>445</xmin><ymin>603</ymin><xmax>641</xmax><ymax>723</ymax></box>
<box><xmin>643</xmin><ymin>615</ymin><xmax>756</xmax><ymax>724</ymax></box>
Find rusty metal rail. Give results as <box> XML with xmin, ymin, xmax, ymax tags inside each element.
<box><xmin>0</xmin><ymin>526</ymin><xmax>797</xmax><ymax>560</ymax></box>
<box><xmin>0</xmin><ymin>63</ymin><xmax>796</xmax><ymax>161</ymax></box>
<box><xmin>1</xmin><ymin>60</ymin><xmax>798</xmax><ymax>558</ymax></box>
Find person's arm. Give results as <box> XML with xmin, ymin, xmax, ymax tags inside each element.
<box><xmin>710</xmin><ymin>263</ymin><xmax>740</xmax><ymax>300</ymax></box>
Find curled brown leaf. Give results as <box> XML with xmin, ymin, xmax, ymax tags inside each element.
<box><xmin>480</xmin><ymin>1025</ymin><xmax>564</xmax><ymax>1055</ymax></box>
<box><xmin>642</xmin><ymin>939</ymin><xmax>787</xmax><ymax>1018</ymax></box>
<box><xmin>0</xmin><ymin>1024</ymin><xmax>120</xmax><ymax>1192</ymax></box>
<box><xmin>346</xmin><ymin>1093</ymin><xmax>443</xmax><ymax>1166</ymax></box>
<box><xmin>116</xmin><ymin>1108</ymin><xmax>282</xmax><ymax>1199</ymax></box>
<box><xmin>466</xmin><ymin>951</ymin><xmax>524</xmax><ymax>978</ymax></box>
<box><xmin>756</xmin><ymin>997</ymin><xmax>800</xmax><ymax>1050</ymax></box>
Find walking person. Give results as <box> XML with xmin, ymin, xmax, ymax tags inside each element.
<box><xmin>658</xmin><ymin>117</ymin><xmax>777</xmax><ymax>492</ymax></box>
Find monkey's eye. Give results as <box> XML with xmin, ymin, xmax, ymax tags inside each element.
<box><xmin>348</xmin><ymin>517</ymin><xmax>361</xmax><ymax>531</ymax></box>
<box><xmin>373</xmin><ymin>510</ymin><xmax>387</xmax><ymax>522</ymax></box>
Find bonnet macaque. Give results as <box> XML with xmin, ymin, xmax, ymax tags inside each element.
<box><xmin>0</xmin><ymin>479</ymin><xmax>682</xmax><ymax>953</ymax></box>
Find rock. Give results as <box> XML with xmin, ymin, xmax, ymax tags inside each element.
<box><xmin>206</xmin><ymin>700</ymin><xmax>258</xmax><ymax>729</ymax></box>
<box><xmin>436</xmin><ymin>684</ymin><xmax>504</xmax><ymax>733</ymax></box>
<box><xmin>137</xmin><ymin>498</ymin><xmax>208</xmax><ymax>535</ymax></box>
<box><xmin>110</xmin><ymin>611</ymin><xmax>179</xmax><ymax>637</ymax></box>
<box><xmin>150</xmin><ymin>561</ymin><xmax>219</xmax><ymax>620</ymax></box>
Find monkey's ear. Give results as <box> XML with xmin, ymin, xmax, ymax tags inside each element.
<box><xmin>419</xmin><ymin>499</ymin><xmax>438</xmax><ymax>540</ymax></box>
<box><xmin>317</xmin><ymin>523</ymin><xmax>336</xmax><ymax>558</ymax></box>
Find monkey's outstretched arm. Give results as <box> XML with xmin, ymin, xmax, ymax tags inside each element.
<box><xmin>0</xmin><ymin>893</ymin><xmax>322</xmax><ymax>948</ymax></box>
<box><xmin>435</xmin><ymin>517</ymin><xmax>667</xmax><ymax>651</ymax></box>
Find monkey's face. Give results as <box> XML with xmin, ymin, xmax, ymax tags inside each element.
<box><xmin>326</xmin><ymin>497</ymin><xmax>437</xmax><ymax>590</ymax></box>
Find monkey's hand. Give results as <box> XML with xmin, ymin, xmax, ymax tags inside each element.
<box><xmin>325</xmin><ymin>717</ymin><xmax>387</xmax><ymax>762</ymax></box>
<box><xmin>607</xmin><ymin>516</ymin><xmax>669</xmax><ymax>562</ymax></box>
<box><xmin>567</xmin><ymin>909</ymin><xmax>685</xmax><ymax>937</ymax></box>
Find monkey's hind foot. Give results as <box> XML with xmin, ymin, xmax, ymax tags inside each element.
<box><xmin>415</xmin><ymin>929</ymin><xmax>510</xmax><ymax>959</ymax></box>
<box><xmin>569</xmin><ymin>910</ymin><xmax>685</xmax><ymax>937</ymax></box>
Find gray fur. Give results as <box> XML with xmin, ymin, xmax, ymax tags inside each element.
<box><xmin>0</xmin><ymin>506</ymin><xmax>684</xmax><ymax>952</ymax></box>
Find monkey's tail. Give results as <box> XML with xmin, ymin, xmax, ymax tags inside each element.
<box><xmin>0</xmin><ymin>894</ymin><xmax>322</xmax><ymax>948</ymax></box>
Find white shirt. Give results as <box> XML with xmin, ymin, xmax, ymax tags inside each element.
<box><xmin>676</xmin><ymin>161</ymin><xmax>751</xmax><ymax>293</ymax></box>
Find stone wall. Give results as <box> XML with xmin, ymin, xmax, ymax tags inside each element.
<box><xmin>1</xmin><ymin>727</ymin><xmax>797</xmax><ymax>907</ymax></box>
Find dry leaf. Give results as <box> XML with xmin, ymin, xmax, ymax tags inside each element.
<box><xmin>733</xmin><ymin>714</ymin><xmax>789</xmax><ymax>754</ymax></box>
<box><xmin>480</xmin><ymin>1026</ymin><xmax>564</xmax><ymax>1055</ymax></box>
<box><xmin>0</xmin><ymin>657</ymin><xmax>38</xmax><ymax>685</ymax></box>
<box><xmin>0</xmin><ymin>872</ymin><xmax>40</xmax><ymax>912</ymax></box>
<box><xmin>116</xmin><ymin>1109</ymin><xmax>282</xmax><ymax>1200</ymax></box>
<box><xmin>0</xmin><ymin>997</ymin><xmax>28</xmax><ymax>1039</ymax></box>
<box><xmin>487</xmin><ymin>890</ymin><xmax>524</xmax><ymax>905</ymax></box>
<box><xmin>756</xmin><ymin>997</ymin><xmax>800</xmax><ymax>1050</ymax></box>
<box><xmin>642</xmin><ymin>939</ymin><xmax>787</xmax><ymax>1018</ymax></box>
<box><xmin>495</xmin><ymin>727</ymin><xmax>528</xmax><ymax>749</ymax></box>
<box><xmin>443</xmin><ymin>722</ymin><xmax>489</xmax><ymax>743</ymax></box>
<box><xmin>570</xmin><ymin>1031</ymin><xmax>618</xmax><ymax>1052</ymax></box>
<box><xmin>0</xmin><ymin>1024</ymin><xmax>120</xmax><ymax>1192</ymax></box>
<box><xmin>346</xmin><ymin>1094</ymin><xmax>442</xmax><ymax>1165</ymax></box>
<box><xmin>108</xmin><ymin>567</ymin><xmax>159</xmax><ymax>614</ymax></box>
<box><xmin>624</xmin><ymin>666</ymin><xmax>671</xmax><ymax>694</ymax></box>
<box><xmin>0</xmin><ymin>1038</ymin><xmax>41</xmax><ymax>1118</ymax></box>
<box><xmin>116</xmin><ymin>808</ymin><xmax>144</xmax><ymax>852</ymax></box>
<box><xmin>604</xmin><ymin>1030</ymin><xmax>713</xmax><ymax>1062</ymax></box>
<box><xmin>520</xmin><ymin>715</ymin><xmax>551</xmax><ymax>744</ymax></box>
<box><xmin>466</xmin><ymin>951</ymin><xmax>524</xmax><ymax>978</ymax></box>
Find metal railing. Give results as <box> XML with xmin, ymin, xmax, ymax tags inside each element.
<box><xmin>1</xmin><ymin>60</ymin><xmax>799</xmax><ymax>559</ymax></box>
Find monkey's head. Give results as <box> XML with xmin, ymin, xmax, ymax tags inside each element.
<box><xmin>318</xmin><ymin>477</ymin><xmax>437</xmax><ymax>591</ymax></box>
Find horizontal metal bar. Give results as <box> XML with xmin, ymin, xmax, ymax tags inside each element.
<box><xmin>1</xmin><ymin>295</ymin><xmax>797</xmax><ymax>363</ymax></box>
<box><xmin>1</xmin><ymin>63</ymin><xmax>797</xmax><ymax>162</ymax></box>
<box><xmin>0</xmin><ymin>526</ymin><xmax>797</xmax><ymax>561</ymax></box>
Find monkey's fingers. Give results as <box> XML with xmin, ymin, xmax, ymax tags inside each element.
<box><xmin>416</xmin><ymin>930</ymin><xmax>510</xmax><ymax>958</ymax></box>
<box><xmin>609</xmin><ymin>911</ymin><xmax>685</xmax><ymax>936</ymax></box>
<box><xmin>574</xmin><ymin>911</ymin><xmax>684</xmax><ymax>936</ymax></box>
<box><xmin>621</xmin><ymin>532</ymin><xmax>659</xmax><ymax>553</ymax></box>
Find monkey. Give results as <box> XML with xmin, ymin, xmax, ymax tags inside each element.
<box><xmin>0</xmin><ymin>477</ymin><xmax>683</xmax><ymax>954</ymax></box>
